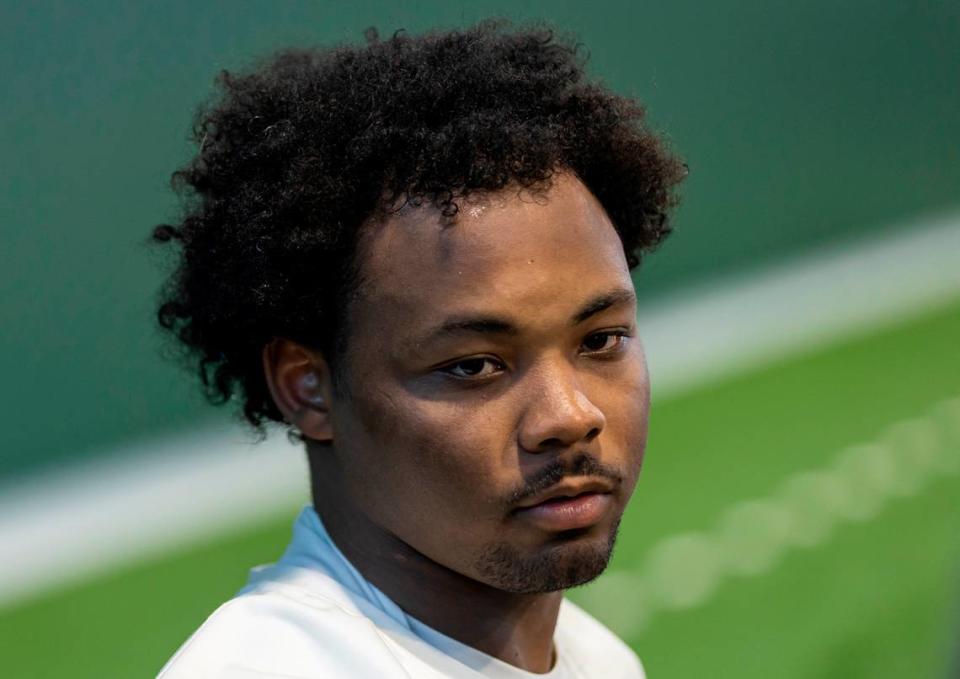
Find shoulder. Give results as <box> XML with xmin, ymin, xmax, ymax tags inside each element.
<box><xmin>556</xmin><ymin>598</ymin><xmax>646</xmax><ymax>679</ymax></box>
<box><xmin>157</xmin><ymin>585</ymin><xmax>412</xmax><ymax>679</ymax></box>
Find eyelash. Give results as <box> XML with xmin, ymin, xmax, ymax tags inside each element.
<box><xmin>438</xmin><ymin>330</ymin><xmax>631</xmax><ymax>380</ymax></box>
<box><xmin>441</xmin><ymin>356</ymin><xmax>505</xmax><ymax>380</ymax></box>
<box><xmin>581</xmin><ymin>330</ymin><xmax>630</xmax><ymax>354</ymax></box>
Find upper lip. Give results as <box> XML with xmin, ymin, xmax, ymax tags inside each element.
<box><xmin>514</xmin><ymin>477</ymin><xmax>616</xmax><ymax>510</ymax></box>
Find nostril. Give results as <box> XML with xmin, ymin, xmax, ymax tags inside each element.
<box><xmin>585</xmin><ymin>427</ymin><xmax>600</xmax><ymax>442</ymax></box>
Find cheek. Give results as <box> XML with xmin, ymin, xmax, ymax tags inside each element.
<box><xmin>598</xmin><ymin>354</ymin><xmax>651</xmax><ymax>477</ymax></box>
<box><xmin>337</xmin><ymin>384</ymin><xmax>509</xmax><ymax>523</ymax></box>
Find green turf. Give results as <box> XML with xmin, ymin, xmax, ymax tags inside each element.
<box><xmin>3</xmin><ymin>300</ymin><xmax>959</xmax><ymax>679</ymax></box>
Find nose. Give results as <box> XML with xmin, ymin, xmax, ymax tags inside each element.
<box><xmin>518</xmin><ymin>362</ymin><xmax>606</xmax><ymax>453</ymax></box>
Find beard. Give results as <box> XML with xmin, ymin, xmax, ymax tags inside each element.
<box><xmin>473</xmin><ymin>516</ymin><xmax>622</xmax><ymax>594</ymax></box>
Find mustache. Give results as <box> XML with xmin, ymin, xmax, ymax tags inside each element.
<box><xmin>507</xmin><ymin>453</ymin><xmax>623</xmax><ymax>505</ymax></box>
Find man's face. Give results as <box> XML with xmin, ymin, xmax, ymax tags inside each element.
<box><xmin>329</xmin><ymin>174</ymin><xmax>650</xmax><ymax>593</ymax></box>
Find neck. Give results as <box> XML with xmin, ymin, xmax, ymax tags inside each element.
<box><xmin>308</xmin><ymin>446</ymin><xmax>562</xmax><ymax>673</ymax></box>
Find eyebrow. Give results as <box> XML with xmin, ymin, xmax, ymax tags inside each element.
<box><xmin>571</xmin><ymin>288</ymin><xmax>636</xmax><ymax>325</ymax></box>
<box><xmin>416</xmin><ymin>287</ymin><xmax>636</xmax><ymax>346</ymax></box>
<box><xmin>428</xmin><ymin>317</ymin><xmax>520</xmax><ymax>339</ymax></box>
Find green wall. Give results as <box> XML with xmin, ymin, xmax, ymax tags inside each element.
<box><xmin>2</xmin><ymin>0</ymin><xmax>959</xmax><ymax>478</ymax></box>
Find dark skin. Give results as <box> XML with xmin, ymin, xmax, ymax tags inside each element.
<box><xmin>263</xmin><ymin>173</ymin><xmax>650</xmax><ymax>673</ymax></box>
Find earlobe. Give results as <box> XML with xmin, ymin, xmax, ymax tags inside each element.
<box><xmin>262</xmin><ymin>339</ymin><xmax>334</xmax><ymax>442</ymax></box>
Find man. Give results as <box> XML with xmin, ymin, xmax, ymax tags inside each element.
<box><xmin>155</xmin><ymin>22</ymin><xmax>683</xmax><ymax>678</ymax></box>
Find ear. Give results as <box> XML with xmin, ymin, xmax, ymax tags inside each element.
<box><xmin>262</xmin><ymin>339</ymin><xmax>334</xmax><ymax>442</ymax></box>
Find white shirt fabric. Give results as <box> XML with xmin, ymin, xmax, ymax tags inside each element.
<box><xmin>158</xmin><ymin>507</ymin><xmax>646</xmax><ymax>679</ymax></box>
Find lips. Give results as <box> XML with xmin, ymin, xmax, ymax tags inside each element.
<box><xmin>512</xmin><ymin>478</ymin><xmax>616</xmax><ymax>532</ymax></box>
<box><xmin>514</xmin><ymin>492</ymin><xmax>613</xmax><ymax>531</ymax></box>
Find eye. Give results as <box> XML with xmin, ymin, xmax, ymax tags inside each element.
<box><xmin>440</xmin><ymin>357</ymin><xmax>505</xmax><ymax>379</ymax></box>
<box><xmin>581</xmin><ymin>331</ymin><xmax>628</xmax><ymax>354</ymax></box>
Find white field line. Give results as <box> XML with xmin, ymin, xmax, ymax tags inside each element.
<box><xmin>576</xmin><ymin>396</ymin><xmax>960</xmax><ymax>637</ymax></box>
<box><xmin>0</xmin><ymin>430</ymin><xmax>309</xmax><ymax>609</ymax></box>
<box><xmin>1</xmin><ymin>212</ymin><xmax>959</xmax><ymax>610</ymax></box>
<box><xmin>641</xmin><ymin>211</ymin><xmax>960</xmax><ymax>399</ymax></box>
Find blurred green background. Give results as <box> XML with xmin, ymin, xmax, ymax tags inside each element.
<box><xmin>2</xmin><ymin>1</ymin><xmax>959</xmax><ymax>677</ymax></box>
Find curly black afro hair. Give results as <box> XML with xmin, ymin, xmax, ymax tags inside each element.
<box><xmin>153</xmin><ymin>21</ymin><xmax>685</xmax><ymax>431</ymax></box>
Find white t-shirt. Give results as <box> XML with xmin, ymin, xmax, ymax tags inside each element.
<box><xmin>158</xmin><ymin>507</ymin><xmax>645</xmax><ymax>679</ymax></box>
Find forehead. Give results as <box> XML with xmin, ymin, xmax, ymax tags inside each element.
<box><xmin>354</xmin><ymin>174</ymin><xmax>632</xmax><ymax>332</ymax></box>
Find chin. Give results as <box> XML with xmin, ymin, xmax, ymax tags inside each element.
<box><xmin>475</xmin><ymin>520</ymin><xmax>621</xmax><ymax>594</ymax></box>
